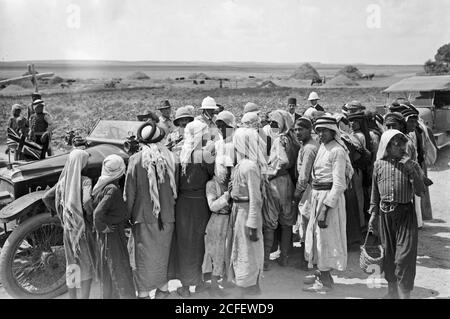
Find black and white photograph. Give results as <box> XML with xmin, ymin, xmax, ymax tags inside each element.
<box><xmin>0</xmin><ymin>0</ymin><xmax>449</xmax><ymax>304</ymax></box>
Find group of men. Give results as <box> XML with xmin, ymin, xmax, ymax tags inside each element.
<box><xmin>7</xmin><ymin>92</ymin><xmax>53</xmax><ymax>157</ymax></box>
<box><xmin>133</xmin><ymin>90</ymin><xmax>434</xmax><ymax>299</ymax></box>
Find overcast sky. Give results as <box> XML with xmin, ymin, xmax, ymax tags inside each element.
<box><xmin>1</xmin><ymin>0</ymin><xmax>449</xmax><ymax>64</ymax></box>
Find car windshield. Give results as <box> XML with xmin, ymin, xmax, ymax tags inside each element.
<box><xmin>88</xmin><ymin>120</ymin><xmax>144</xmax><ymax>141</ymax></box>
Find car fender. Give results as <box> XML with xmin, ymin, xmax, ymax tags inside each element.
<box><xmin>0</xmin><ymin>190</ymin><xmax>47</xmax><ymax>223</ymax></box>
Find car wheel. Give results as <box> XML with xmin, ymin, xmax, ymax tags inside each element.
<box><xmin>0</xmin><ymin>212</ymin><xmax>67</xmax><ymax>299</ymax></box>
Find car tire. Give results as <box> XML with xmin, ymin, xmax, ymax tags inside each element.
<box><xmin>0</xmin><ymin>212</ymin><xmax>67</xmax><ymax>299</ymax></box>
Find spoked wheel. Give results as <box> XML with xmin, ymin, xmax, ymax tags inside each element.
<box><xmin>0</xmin><ymin>213</ymin><xmax>67</xmax><ymax>299</ymax></box>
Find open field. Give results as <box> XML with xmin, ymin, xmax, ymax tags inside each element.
<box><xmin>0</xmin><ymin>61</ymin><xmax>425</xmax><ymax>150</ymax></box>
<box><xmin>1</xmin><ymin>86</ymin><xmax>388</xmax><ymax>150</ymax></box>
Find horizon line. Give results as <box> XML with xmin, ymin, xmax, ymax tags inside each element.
<box><xmin>0</xmin><ymin>59</ymin><xmax>424</xmax><ymax>66</ymax></box>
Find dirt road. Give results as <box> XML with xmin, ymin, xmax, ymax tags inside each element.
<box><xmin>0</xmin><ymin>147</ymin><xmax>449</xmax><ymax>299</ymax></box>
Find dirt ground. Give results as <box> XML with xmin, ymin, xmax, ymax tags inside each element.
<box><xmin>0</xmin><ymin>146</ymin><xmax>448</xmax><ymax>299</ymax></box>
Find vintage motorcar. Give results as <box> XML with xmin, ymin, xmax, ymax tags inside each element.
<box><xmin>383</xmin><ymin>75</ymin><xmax>450</xmax><ymax>149</ymax></box>
<box><xmin>0</xmin><ymin>119</ymin><xmax>144</xmax><ymax>299</ymax></box>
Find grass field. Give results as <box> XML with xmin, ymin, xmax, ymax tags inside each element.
<box><xmin>0</xmin><ymin>61</ymin><xmax>423</xmax><ymax>150</ymax></box>
<box><xmin>0</xmin><ymin>86</ymin><xmax>387</xmax><ymax>150</ymax></box>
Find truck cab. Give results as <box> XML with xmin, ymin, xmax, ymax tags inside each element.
<box><xmin>383</xmin><ymin>75</ymin><xmax>450</xmax><ymax>149</ymax></box>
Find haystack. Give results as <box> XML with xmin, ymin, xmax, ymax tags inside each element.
<box><xmin>0</xmin><ymin>84</ymin><xmax>25</xmax><ymax>93</ymax></box>
<box><xmin>327</xmin><ymin>75</ymin><xmax>359</xmax><ymax>86</ymax></box>
<box><xmin>336</xmin><ymin>65</ymin><xmax>363</xmax><ymax>80</ymax></box>
<box><xmin>128</xmin><ymin>71</ymin><xmax>150</xmax><ymax>80</ymax></box>
<box><xmin>290</xmin><ymin>63</ymin><xmax>320</xmax><ymax>80</ymax></box>
<box><xmin>258</xmin><ymin>80</ymin><xmax>278</xmax><ymax>89</ymax></box>
<box><xmin>49</xmin><ymin>76</ymin><xmax>64</xmax><ymax>84</ymax></box>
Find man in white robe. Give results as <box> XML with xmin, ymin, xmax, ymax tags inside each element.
<box><xmin>303</xmin><ymin>116</ymin><xmax>353</xmax><ymax>293</ymax></box>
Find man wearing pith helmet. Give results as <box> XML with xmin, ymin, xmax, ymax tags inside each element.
<box><xmin>307</xmin><ymin>92</ymin><xmax>325</xmax><ymax>112</ymax></box>
<box><xmin>196</xmin><ymin>96</ymin><xmax>220</xmax><ymax>142</ymax></box>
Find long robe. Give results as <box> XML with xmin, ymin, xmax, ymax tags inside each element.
<box><xmin>124</xmin><ymin>151</ymin><xmax>175</xmax><ymax>292</ymax></box>
<box><xmin>173</xmin><ymin>149</ymin><xmax>214</xmax><ymax>286</ymax></box>
<box><xmin>92</xmin><ymin>183</ymin><xmax>135</xmax><ymax>299</ymax></box>
<box><xmin>202</xmin><ymin>178</ymin><xmax>231</xmax><ymax>277</ymax></box>
<box><xmin>264</xmin><ymin>134</ymin><xmax>297</xmax><ymax>229</ymax></box>
<box><xmin>305</xmin><ymin>140</ymin><xmax>348</xmax><ymax>271</ymax></box>
<box><xmin>340</xmin><ymin>135</ymin><xmax>365</xmax><ymax>245</ymax></box>
<box><xmin>42</xmin><ymin>176</ymin><xmax>97</xmax><ymax>283</ymax></box>
<box><xmin>228</xmin><ymin>159</ymin><xmax>264</xmax><ymax>288</ymax></box>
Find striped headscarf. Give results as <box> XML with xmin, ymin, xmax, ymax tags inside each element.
<box><xmin>141</xmin><ymin>141</ymin><xmax>177</xmax><ymax>219</ymax></box>
<box><xmin>315</xmin><ymin>116</ymin><xmax>354</xmax><ymax>182</ymax></box>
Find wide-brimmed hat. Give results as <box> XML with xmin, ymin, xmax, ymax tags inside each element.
<box><xmin>215</xmin><ymin>110</ymin><xmax>236</xmax><ymax>128</ymax></box>
<box><xmin>199</xmin><ymin>96</ymin><xmax>218</xmax><ymax>110</ymax></box>
<box><xmin>308</xmin><ymin>92</ymin><xmax>320</xmax><ymax>101</ymax></box>
<box><xmin>243</xmin><ymin>102</ymin><xmax>259</xmax><ymax>114</ymax></box>
<box><xmin>137</xmin><ymin>122</ymin><xmax>165</xmax><ymax>144</ymax></box>
<box><xmin>173</xmin><ymin>106</ymin><xmax>195</xmax><ymax>126</ymax></box>
<box><xmin>157</xmin><ymin>100</ymin><xmax>171</xmax><ymax>110</ymax></box>
<box><xmin>137</xmin><ymin>109</ymin><xmax>160</xmax><ymax>122</ymax></box>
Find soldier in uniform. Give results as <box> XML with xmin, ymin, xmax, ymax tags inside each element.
<box><xmin>28</xmin><ymin>99</ymin><xmax>53</xmax><ymax>156</ymax></box>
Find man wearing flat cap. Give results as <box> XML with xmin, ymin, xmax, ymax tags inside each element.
<box><xmin>157</xmin><ymin>100</ymin><xmax>175</xmax><ymax>137</ymax></box>
<box><xmin>287</xmin><ymin>97</ymin><xmax>302</xmax><ymax>123</ymax></box>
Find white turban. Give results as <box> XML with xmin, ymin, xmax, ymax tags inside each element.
<box><xmin>92</xmin><ymin>154</ymin><xmax>126</xmax><ymax>197</ymax></box>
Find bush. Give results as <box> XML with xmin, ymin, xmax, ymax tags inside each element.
<box><xmin>424</xmin><ymin>59</ymin><xmax>449</xmax><ymax>75</ymax></box>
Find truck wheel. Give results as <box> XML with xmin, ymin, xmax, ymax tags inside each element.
<box><xmin>0</xmin><ymin>212</ymin><xmax>67</xmax><ymax>299</ymax></box>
